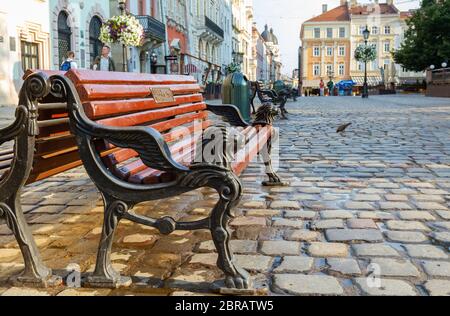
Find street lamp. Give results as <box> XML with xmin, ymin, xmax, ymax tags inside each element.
<box><xmin>118</xmin><ymin>0</ymin><xmax>128</xmax><ymax>72</ymax></box>
<box><xmin>150</xmin><ymin>52</ymin><xmax>158</xmax><ymax>74</ymax></box>
<box><xmin>362</xmin><ymin>25</ymin><xmax>370</xmax><ymax>98</ymax></box>
<box><xmin>430</xmin><ymin>65</ymin><xmax>435</xmax><ymax>70</ymax></box>
<box><xmin>442</xmin><ymin>62</ymin><xmax>448</xmax><ymax>68</ymax></box>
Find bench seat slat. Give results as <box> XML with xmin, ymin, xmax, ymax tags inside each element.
<box><xmin>84</xmin><ymin>94</ymin><xmax>204</xmax><ymax>119</ymax></box>
<box><xmin>66</xmin><ymin>69</ymin><xmax>197</xmax><ymax>86</ymax></box>
<box><xmin>77</xmin><ymin>84</ymin><xmax>201</xmax><ymax>102</ymax></box>
<box><xmin>96</xmin><ymin>103</ymin><xmax>207</xmax><ymax>127</ymax></box>
<box><xmin>0</xmin><ymin>154</ymin><xmax>14</xmax><ymax>162</ymax></box>
<box><xmin>0</xmin><ymin>160</ymin><xmax>12</xmax><ymax>170</ymax></box>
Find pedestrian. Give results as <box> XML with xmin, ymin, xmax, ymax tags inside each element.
<box><xmin>327</xmin><ymin>79</ymin><xmax>334</xmax><ymax>96</ymax></box>
<box><xmin>319</xmin><ymin>79</ymin><xmax>325</xmax><ymax>96</ymax></box>
<box><xmin>60</xmin><ymin>51</ymin><xmax>78</xmax><ymax>71</ymax></box>
<box><xmin>92</xmin><ymin>45</ymin><xmax>116</xmax><ymax>71</ymax></box>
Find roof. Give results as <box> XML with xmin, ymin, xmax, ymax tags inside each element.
<box><xmin>350</xmin><ymin>3</ymin><xmax>399</xmax><ymax>15</ymax></box>
<box><xmin>400</xmin><ymin>11</ymin><xmax>414</xmax><ymax>20</ymax></box>
<box><xmin>305</xmin><ymin>5</ymin><xmax>350</xmax><ymax>23</ymax></box>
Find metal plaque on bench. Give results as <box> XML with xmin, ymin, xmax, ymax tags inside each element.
<box><xmin>151</xmin><ymin>87</ymin><xmax>175</xmax><ymax>103</ymax></box>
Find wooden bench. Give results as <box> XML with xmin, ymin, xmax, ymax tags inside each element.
<box><xmin>250</xmin><ymin>81</ymin><xmax>289</xmax><ymax>119</ymax></box>
<box><xmin>0</xmin><ymin>69</ymin><xmax>285</xmax><ymax>290</ymax></box>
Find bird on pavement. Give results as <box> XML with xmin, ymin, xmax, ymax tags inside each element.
<box><xmin>336</xmin><ymin>123</ymin><xmax>352</xmax><ymax>133</ymax></box>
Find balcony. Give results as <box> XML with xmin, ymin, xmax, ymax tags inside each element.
<box><xmin>205</xmin><ymin>17</ymin><xmax>224</xmax><ymax>39</ymax></box>
<box><xmin>135</xmin><ymin>15</ymin><xmax>166</xmax><ymax>42</ymax></box>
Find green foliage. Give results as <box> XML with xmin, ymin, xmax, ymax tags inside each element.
<box><xmin>226</xmin><ymin>62</ymin><xmax>241</xmax><ymax>74</ymax></box>
<box><xmin>393</xmin><ymin>0</ymin><xmax>450</xmax><ymax>72</ymax></box>
<box><xmin>354</xmin><ymin>44</ymin><xmax>377</xmax><ymax>62</ymax></box>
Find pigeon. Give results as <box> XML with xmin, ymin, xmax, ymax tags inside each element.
<box><xmin>336</xmin><ymin>123</ymin><xmax>352</xmax><ymax>133</ymax></box>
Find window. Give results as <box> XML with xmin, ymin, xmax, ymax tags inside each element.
<box><xmin>384</xmin><ymin>25</ymin><xmax>391</xmax><ymax>34</ymax></box>
<box><xmin>313</xmin><ymin>46</ymin><xmax>320</xmax><ymax>57</ymax></box>
<box><xmin>372</xmin><ymin>60</ymin><xmax>379</xmax><ymax>70</ymax></box>
<box><xmin>314</xmin><ymin>28</ymin><xmax>320</xmax><ymax>39</ymax></box>
<box><xmin>339</xmin><ymin>64</ymin><xmax>345</xmax><ymax>76</ymax></box>
<box><xmin>313</xmin><ymin>64</ymin><xmax>320</xmax><ymax>76</ymax></box>
<box><xmin>326</xmin><ymin>64</ymin><xmax>333</xmax><ymax>75</ymax></box>
<box><xmin>358</xmin><ymin>62</ymin><xmax>365</xmax><ymax>71</ymax></box>
<box><xmin>372</xmin><ymin>26</ymin><xmax>378</xmax><ymax>35</ymax></box>
<box><xmin>326</xmin><ymin>46</ymin><xmax>333</xmax><ymax>56</ymax></box>
<box><xmin>339</xmin><ymin>27</ymin><xmax>346</xmax><ymax>38</ymax></box>
<box><xmin>384</xmin><ymin>59</ymin><xmax>390</xmax><ymax>70</ymax></box>
<box><xmin>384</xmin><ymin>41</ymin><xmax>390</xmax><ymax>53</ymax></box>
<box><xmin>89</xmin><ymin>16</ymin><xmax>102</xmax><ymax>66</ymax></box>
<box><xmin>338</xmin><ymin>46</ymin><xmax>345</xmax><ymax>56</ymax></box>
<box><xmin>327</xmin><ymin>28</ymin><xmax>333</xmax><ymax>38</ymax></box>
<box><xmin>57</xmin><ymin>11</ymin><xmax>72</xmax><ymax>65</ymax></box>
<box><xmin>21</xmin><ymin>41</ymin><xmax>39</xmax><ymax>71</ymax></box>
<box><xmin>359</xmin><ymin>26</ymin><xmax>366</xmax><ymax>35</ymax></box>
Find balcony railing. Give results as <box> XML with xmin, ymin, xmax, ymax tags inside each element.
<box><xmin>135</xmin><ymin>15</ymin><xmax>166</xmax><ymax>42</ymax></box>
<box><xmin>205</xmin><ymin>17</ymin><xmax>224</xmax><ymax>39</ymax></box>
<box><xmin>431</xmin><ymin>68</ymin><xmax>450</xmax><ymax>82</ymax></box>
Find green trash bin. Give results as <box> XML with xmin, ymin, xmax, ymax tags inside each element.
<box><xmin>222</xmin><ymin>72</ymin><xmax>251</xmax><ymax>122</ymax></box>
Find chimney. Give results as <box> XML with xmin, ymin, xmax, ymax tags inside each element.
<box><xmin>386</xmin><ymin>0</ymin><xmax>393</xmax><ymax>5</ymax></box>
<box><xmin>322</xmin><ymin>4</ymin><xmax>328</xmax><ymax>13</ymax></box>
<box><xmin>340</xmin><ymin>0</ymin><xmax>348</xmax><ymax>6</ymax></box>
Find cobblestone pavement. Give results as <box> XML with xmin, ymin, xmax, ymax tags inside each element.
<box><xmin>0</xmin><ymin>95</ymin><xmax>450</xmax><ymax>296</ymax></box>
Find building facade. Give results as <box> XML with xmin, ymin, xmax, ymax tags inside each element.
<box><xmin>50</xmin><ymin>0</ymin><xmax>110</xmax><ymax>70</ymax></box>
<box><xmin>261</xmin><ymin>24</ymin><xmax>282</xmax><ymax>83</ymax></box>
<box><xmin>0</xmin><ymin>0</ymin><xmax>51</xmax><ymax>105</ymax></box>
<box><xmin>300</xmin><ymin>0</ymin><xmax>424</xmax><ymax>94</ymax></box>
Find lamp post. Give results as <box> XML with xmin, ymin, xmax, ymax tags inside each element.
<box><xmin>150</xmin><ymin>52</ymin><xmax>158</xmax><ymax>74</ymax></box>
<box><xmin>362</xmin><ymin>25</ymin><xmax>370</xmax><ymax>98</ymax></box>
<box><xmin>118</xmin><ymin>0</ymin><xmax>128</xmax><ymax>72</ymax></box>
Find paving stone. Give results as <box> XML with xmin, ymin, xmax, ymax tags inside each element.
<box><xmin>57</xmin><ymin>288</ymin><xmax>112</xmax><ymax>296</ymax></box>
<box><xmin>355</xmin><ymin>278</ymin><xmax>417</xmax><ymax>296</ymax></box>
<box><xmin>286</xmin><ymin>230</ymin><xmax>320</xmax><ymax>241</ymax></box>
<box><xmin>430</xmin><ymin>231</ymin><xmax>450</xmax><ymax>247</ymax></box>
<box><xmin>196</xmin><ymin>240</ymin><xmax>258</xmax><ymax>254</ymax></box>
<box><xmin>325</xmin><ymin>229</ymin><xmax>383</xmax><ymax>243</ymax></box>
<box><xmin>423</xmin><ymin>280</ymin><xmax>450</xmax><ymax>296</ymax></box>
<box><xmin>245</xmin><ymin>209</ymin><xmax>282</xmax><ymax>217</ymax></box>
<box><xmin>369</xmin><ymin>258</ymin><xmax>421</xmax><ymax>277</ymax></box>
<box><xmin>403</xmin><ymin>245</ymin><xmax>448</xmax><ymax>259</ymax></box>
<box><xmin>398</xmin><ymin>211</ymin><xmax>436</xmax><ymax>221</ymax></box>
<box><xmin>235</xmin><ymin>255</ymin><xmax>274</xmax><ymax>272</ymax></box>
<box><xmin>347</xmin><ymin>219</ymin><xmax>378</xmax><ymax>229</ymax></box>
<box><xmin>357</xmin><ymin>211</ymin><xmax>395</xmax><ymax>220</ymax></box>
<box><xmin>384</xmin><ymin>194</ymin><xmax>408</xmax><ymax>202</ymax></box>
<box><xmin>272</xmin><ymin>218</ymin><xmax>303</xmax><ymax>228</ymax></box>
<box><xmin>260</xmin><ymin>240</ymin><xmax>301</xmax><ymax>256</ymax></box>
<box><xmin>230</xmin><ymin>216</ymin><xmax>267</xmax><ymax>227</ymax></box>
<box><xmin>121</xmin><ymin>234</ymin><xmax>157</xmax><ymax>247</ymax></box>
<box><xmin>326</xmin><ymin>258</ymin><xmax>362</xmax><ymax>276</ymax></box>
<box><xmin>384</xmin><ymin>231</ymin><xmax>428</xmax><ymax>243</ymax></box>
<box><xmin>386</xmin><ymin>220</ymin><xmax>430</xmax><ymax>231</ymax></box>
<box><xmin>274</xmin><ymin>256</ymin><xmax>314</xmax><ymax>273</ymax></box>
<box><xmin>320</xmin><ymin>210</ymin><xmax>354</xmax><ymax>219</ymax></box>
<box><xmin>311</xmin><ymin>219</ymin><xmax>344</xmax><ymax>230</ymax></box>
<box><xmin>273</xmin><ymin>274</ymin><xmax>344</xmax><ymax>295</ymax></box>
<box><xmin>1</xmin><ymin>287</ymin><xmax>51</xmax><ymax>296</ymax></box>
<box><xmin>0</xmin><ymin>248</ymin><xmax>21</xmax><ymax>262</ymax></box>
<box><xmin>414</xmin><ymin>202</ymin><xmax>447</xmax><ymax>210</ymax></box>
<box><xmin>436</xmin><ymin>211</ymin><xmax>450</xmax><ymax>220</ymax></box>
<box><xmin>242</xmin><ymin>201</ymin><xmax>267</xmax><ymax>208</ymax></box>
<box><xmin>353</xmin><ymin>194</ymin><xmax>381</xmax><ymax>202</ymax></box>
<box><xmin>379</xmin><ymin>202</ymin><xmax>413</xmax><ymax>210</ymax></box>
<box><xmin>344</xmin><ymin>202</ymin><xmax>375</xmax><ymax>210</ymax></box>
<box><xmin>352</xmin><ymin>244</ymin><xmax>400</xmax><ymax>257</ymax></box>
<box><xmin>284</xmin><ymin>210</ymin><xmax>316</xmax><ymax>219</ymax></box>
<box><xmin>421</xmin><ymin>261</ymin><xmax>450</xmax><ymax>278</ymax></box>
<box><xmin>270</xmin><ymin>200</ymin><xmax>300</xmax><ymax>210</ymax></box>
<box><xmin>307</xmin><ymin>242</ymin><xmax>348</xmax><ymax>258</ymax></box>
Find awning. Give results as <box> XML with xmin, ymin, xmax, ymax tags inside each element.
<box><xmin>301</xmin><ymin>79</ymin><xmax>321</xmax><ymax>88</ymax></box>
<box><xmin>351</xmin><ymin>76</ymin><xmax>383</xmax><ymax>87</ymax></box>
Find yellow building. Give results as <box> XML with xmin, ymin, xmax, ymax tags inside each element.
<box><xmin>300</xmin><ymin>3</ymin><xmax>352</xmax><ymax>94</ymax></box>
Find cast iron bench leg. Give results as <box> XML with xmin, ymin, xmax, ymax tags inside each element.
<box><xmin>85</xmin><ymin>193</ymin><xmax>132</xmax><ymax>288</ymax></box>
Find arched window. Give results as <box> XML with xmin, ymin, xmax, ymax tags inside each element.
<box><xmin>89</xmin><ymin>16</ymin><xmax>103</xmax><ymax>65</ymax></box>
<box><xmin>57</xmin><ymin>11</ymin><xmax>72</xmax><ymax>65</ymax></box>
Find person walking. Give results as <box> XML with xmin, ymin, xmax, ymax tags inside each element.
<box><xmin>319</xmin><ymin>79</ymin><xmax>325</xmax><ymax>96</ymax></box>
<box><xmin>60</xmin><ymin>51</ymin><xmax>78</xmax><ymax>71</ymax></box>
<box><xmin>327</xmin><ymin>79</ymin><xmax>334</xmax><ymax>96</ymax></box>
<box><xmin>92</xmin><ymin>45</ymin><xmax>116</xmax><ymax>71</ymax></box>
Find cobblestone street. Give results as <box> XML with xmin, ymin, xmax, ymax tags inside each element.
<box><xmin>1</xmin><ymin>94</ymin><xmax>450</xmax><ymax>296</ymax></box>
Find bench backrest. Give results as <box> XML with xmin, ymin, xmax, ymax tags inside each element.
<box><xmin>65</xmin><ymin>70</ymin><xmax>209</xmax><ymax>183</ymax></box>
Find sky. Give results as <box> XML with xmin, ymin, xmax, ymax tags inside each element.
<box><xmin>253</xmin><ymin>0</ymin><xmax>421</xmax><ymax>76</ymax></box>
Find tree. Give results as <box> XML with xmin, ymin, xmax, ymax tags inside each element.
<box><xmin>393</xmin><ymin>0</ymin><xmax>450</xmax><ymax>72</ymax></box>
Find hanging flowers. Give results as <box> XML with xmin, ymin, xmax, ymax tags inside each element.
<box><xmin>354</xmin><ymin>44</ymin><xmax>377</xmax><ymax>63</ymax></box>
<box><xmin>225</xmin><ymin>62</ymin><xmax>241</xmax><ymax>74</ymax></box>
<box><xmin>99</xmin><ymin>14</ymin><xmax>144</xmax><ymax>47</ymax></box>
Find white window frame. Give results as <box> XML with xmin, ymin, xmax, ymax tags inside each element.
<box><xmin>384</xmin><ymin>25</ymin><xmax>391</xmax><ymax>34</ymax></box>
<box><xmin>326</xmin><ymin>64</ymin><xmax>333</xmax><ymax>75</ymax></box>
<box><xmin>314</xmin><ymin>28</ymin><xmax>321</xmax><ymax>39</ymax></box>
<box><xmin>384</xmin><ymin>41</ymin><xmax>390</xmax><ymax>53</ymax></box>
<box><xmin>359</xmin><ymin>26</ymin><xmax>366</xmax><ymax>35</ymax></box>
<box><xmin>371</xmin><ymin>26</ymin><xmax>378</xmax><ymax>35</ymax></box>
<box><xmin>326</xmin><ymin>46</ymin><xmax>333</xmax><ymax>56</ymax></box>
<box><xmin>338</xmin><ymin>46</ymin><xmax>345</xmax><ymax>56</ymax></box>
<box><xmin>338</xmin><ymin>63</ymin><xmax>345</xmax><ymax>76</ymax></box>
<box><xmin>339</xmin><ymin>27</ymin><xmax>346</xmax><ymax>38</ymax></box>
<box><xmin>327</xmin><ymin>28</ymin><xmax>333</xmax><ymax>38</ymax></box>
<box><xmin>313</xmin><ymin>46</ymin><xmax>320</xmax><ymax>57</ymax></box>
<box><xmin>313</xmin><ymin>64</ymin><xmax>320</xmax><ymax>76</ymax></box>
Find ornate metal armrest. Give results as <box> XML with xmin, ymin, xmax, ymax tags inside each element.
<box><xmin>70</xmin><ymin>103</ymin><xmax>189</xmax><ymax>174</ymax></box>
<box><xmin>206</xmin><ymin>103</ymin><xmax>250</xmax><ymax>127</ymax></box>
<box><xmin>0</xmin><ymin>106</ymin><xmax>28</xmax><ymax>146</ymax></box>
